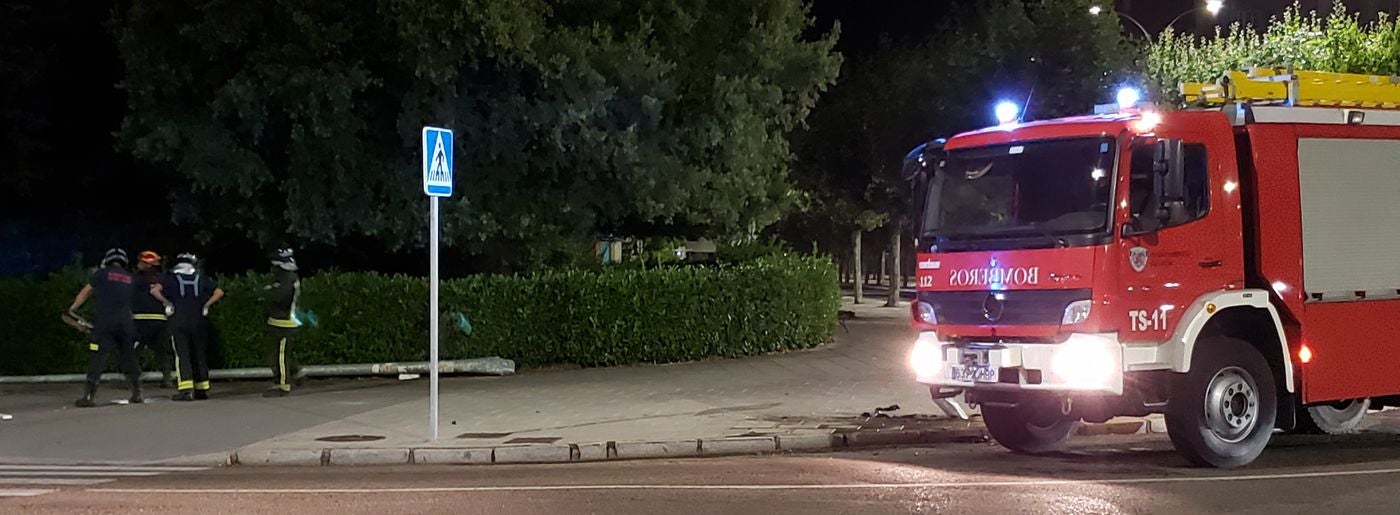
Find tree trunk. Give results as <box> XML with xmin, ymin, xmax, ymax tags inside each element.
<box><xmin>886</xmin><ymin>227</ymin><xmax>901</xmax><ymax>307</ymax></box>
<box><xmin>852</xmin><ymin>230</ymin><xmax>863</xmax><ymax>304</ymax></box>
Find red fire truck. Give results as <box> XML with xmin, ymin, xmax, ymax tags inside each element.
<box><xmin>904</xmin><ymin>68</ymin><xmax>1400</xmax><ymax>468</ymax></box>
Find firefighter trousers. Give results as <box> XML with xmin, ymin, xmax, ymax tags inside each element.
<box><xmin>86</xmin><ymin>323</ymin><xmax>141</xmax><ymax>393</ymax></box>
<box><xmin>171</xmin><ymin>323</ymin><xmax>210</xmax><ymax>392</ymax></box>
<box><xmin>267</xmin><ymin>326</ymin><xmax>300</xmax><ymax>392</ymax></box>
<box><xmin>134</xmin><ymin>319</ymin><xmax>173</xmax><ymax>376</ymax></box>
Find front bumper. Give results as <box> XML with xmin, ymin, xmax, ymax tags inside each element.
<box><xmin>912</xmin><ymin>332</ymin><xmax>1169</xmax><ymax>396</ymax></box>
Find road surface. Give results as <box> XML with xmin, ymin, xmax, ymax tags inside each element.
<box><xmin>6</xmin><ymin>430</ymin><xmax>1400</xmax><ymax>514</ymax></box>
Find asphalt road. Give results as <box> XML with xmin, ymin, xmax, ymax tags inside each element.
<box><xmin>8</xmin><ymin>430</ymin><xmax>1400</xmax><ymax>514</ymax></box>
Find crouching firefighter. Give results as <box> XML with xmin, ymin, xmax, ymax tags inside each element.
<box><xmin>263</xmin><ymin>248</ymin><xmax>303</xmax><ymax>398</ymax></box>
<box><xmin>132</xmin><ymin>251</ymin><xmax>175</xmax><ymax>389</ymax></box>
<box><xmin>151</xmin><ymin>253</ymin><xmax>223</xmax><ymax>401</ymax></box>
<box><xmin>68</xmin><ymin>248</ymin><xmax>144</xmax><ymax>407</ymax></box>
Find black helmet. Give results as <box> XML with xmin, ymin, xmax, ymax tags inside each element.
<box><xmin>101</xmin><ymin>248</ymin><xmax>128</xmax><ymax>268</ymax></box>
<box><xmin>270</xmin><ymin>248</ymin><xmax>297</xmax><ymax>272</ymax></box>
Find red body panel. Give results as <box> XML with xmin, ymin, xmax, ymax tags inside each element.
<box><xmin>1116</xmin><ymin>112</ymin><xmax>1245</xmax><ymax>343</ymax></box>
<box><xmin>1246</xmin><ymin>123</ymin><xmax>1400</xmax><ymax>403</ymax></box>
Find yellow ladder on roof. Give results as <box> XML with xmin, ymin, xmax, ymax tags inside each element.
<box><xmin>1181</xmin><ymin>67</ymin><xmax>1400</xmax><ymax>109</ymax></box>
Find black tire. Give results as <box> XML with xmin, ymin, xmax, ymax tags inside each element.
<box><xmin>1295</xmin><ymin>399</ymin><xmax>1370</xmax><ymax>435</ymax></box>
<box><xmin>982</xmin><ymin>402</ymin><xmax>1080</xmax><ymax>454</ymax></box>
<box><xmin>1166</xmin><ymin>336</ymin><xmax>1277</xmax><ymax>468</ymax></box>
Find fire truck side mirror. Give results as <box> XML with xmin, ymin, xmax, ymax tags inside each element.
<box><xmin>1153</xmin><ymin>139</ymin><xmax>1189</xmax><ymax>225</ymax></box>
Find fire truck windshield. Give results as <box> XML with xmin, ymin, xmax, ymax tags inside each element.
<box><xmin>922</xmin><ymin>136</ymin><xmax>1115</xmax><ymax>247</ymax></box>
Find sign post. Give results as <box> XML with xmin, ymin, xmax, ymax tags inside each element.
<box><xmin>422</xmin><ymin>126</ymin><xmax>454</xmax><ymax>440</ymax></box>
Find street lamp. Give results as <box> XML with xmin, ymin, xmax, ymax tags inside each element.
<box><xmin>1167</xmin><ymin>1</ymin><xmax>1226</xmax><ymax>30</ymax></box>
<box><xmin>1090</xmin><ymin>1</ymin><xmax>1225</xmax><ymax>42</ymax></box>
<box><xmin>1089</xmin><ymin>5</ymin><xmax>1152</xmax><ymax>41</ymax></box>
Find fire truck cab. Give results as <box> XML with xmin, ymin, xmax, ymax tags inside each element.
<box><xmin>905</xmin><ymin>69</ymin><xmax>1400</xmax><ymax>468</ymax></box>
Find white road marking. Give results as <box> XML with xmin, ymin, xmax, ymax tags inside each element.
<box><xmin>0</xmin><ymin>464</ymin><xmax>202</xmax><ymax>499</ymax></box>
<box><xmin>0</xmin><ymin>489</ymin><xmax>55</xmax><ymax>497</ymax></box>
<box><xmin>88</xmin><ymin>466</ymin><xmax>1400</xmax><ymax>494</ymax></box>
<box><xmin>0</xmin><ymin>478</ymin><xmax>114</xmax><ymax>486</ymax></box>
<box><xmin>0</xmin><ymin>465</ymin><xmax>205</xmax><ymax>472</ymax></box>
<box><xmin>0</xmin><ymin>471</ymin><xmax>162</xmax><ymax>477</ymax></box>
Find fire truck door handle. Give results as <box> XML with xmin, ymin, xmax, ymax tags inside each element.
<box><xmin>1199</xmin><ymin>259</ymin><xmax>1223</xmax><ymax>268</ymax></box>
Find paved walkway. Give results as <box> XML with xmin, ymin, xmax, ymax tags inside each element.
<box><xmin>241</xmin><ymin>299</ymin><xmax>945</xmax><ymax>452</ymax></box>
<box><xmin>0</xmin><ymin>300</ymin><xmax>955</xmax><ymax>464</ymax></box>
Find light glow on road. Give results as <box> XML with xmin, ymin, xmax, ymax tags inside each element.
<box><xmin>86</xmin><ymin>466</ymin><xmax>1400</xmax><ymax>494</ymax></box>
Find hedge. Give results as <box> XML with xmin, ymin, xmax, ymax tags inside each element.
<box><xmin>0</xmin><ymin>255</ymin><xmax>839</xmax><ymax>375</ymax></box>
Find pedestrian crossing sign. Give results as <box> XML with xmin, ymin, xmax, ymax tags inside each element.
<box><xmin>422</xmin><ymin>127</ymin><xmax>453</xmax><ymax>197</ymax></box>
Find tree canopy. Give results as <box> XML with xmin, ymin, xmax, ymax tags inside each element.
<box><xmin>1145</xmin><ymin>1</ymin><xmax>1400</xmax><ymax>103</ymax></box>
<box><xmin>117</xmin><ymin>0</ymin><xmax>840</xmax><ymax>266</ymax></box>
<box><xmin>789</xmin><ymin>0</ymin><xmax>1130</xmax><ymax>248</ymax></box>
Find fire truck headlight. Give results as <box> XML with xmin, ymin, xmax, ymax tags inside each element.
<box><xmin>911</xmin><ymin>333</ymin><xmax>944</xmax><ymax>379</ymax></box>
<box><xmin>1052</xmin><ymin>336</ymin><xmax>1116</xmax><ymax>388</ymax></box>
<box><xmin>1061</xmin><ymin>300</ymin><xmax>1092</xmax><ymax>325</ymax></box>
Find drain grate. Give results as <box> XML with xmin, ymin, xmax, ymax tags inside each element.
<box><xmin>504</xmin><ymin>437</ymin><xmax>561</xmax><ymax>444</ymax></box>
<box><xmin>315</xmin><ymin>434</ymin><xmax>386</xmax><ymax>443</ymax></box>
<box><xmin>456</xmin><ymin>432</ymin><xmax>514</xmax><ymax>439</ymax></box>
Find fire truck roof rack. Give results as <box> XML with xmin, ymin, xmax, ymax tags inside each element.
<box><xmin>1180</xmin><ymin>67</ymin><xmax>1400</xmax><ymax>126</ymax></box>
<box><xmin>1182</xmin><ymin>67</ymin><xmax>1400</xmax><ymax>108</ymax></box>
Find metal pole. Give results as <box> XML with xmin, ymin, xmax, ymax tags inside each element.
<box><xmin>429</xmin><ymin>196</ymin><xmax>440</xmax><ymax>440</ymax></box>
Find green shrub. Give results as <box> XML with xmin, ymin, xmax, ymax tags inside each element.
<box><xmin>0</xmin><ymin>254</ymin><xmax>838</xmax><ymax>374</ymax></box>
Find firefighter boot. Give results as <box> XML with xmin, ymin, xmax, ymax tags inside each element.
<box><xmin>171</xmin><ymin>391</ymin><xmax>194</xmax><ymax>402</ymax></box>
<box><xmin>128</xmin><ymin>375</ymin><xmax>144</xmax><ymax>404</ymax></box>
<box><xmin>75</xmin><ymin>382</ymin><xmax>97</xmax><ymax>408</ymax></box>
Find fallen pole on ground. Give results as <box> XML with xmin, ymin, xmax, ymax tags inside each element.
<box><xmin>0</xmin><ymin>357</ymin><xmax>515</xmax><ymax>384</ymax></box>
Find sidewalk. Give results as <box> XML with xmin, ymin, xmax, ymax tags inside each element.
<box><xmin>234</xmin><ymin>299</ymin><xmax>966</xmax><ymax>463</ymax></box>
<box><xmin>3</xmin><ymin>299</ymin><xmax>966</xmax><ymax>465</ymax></box>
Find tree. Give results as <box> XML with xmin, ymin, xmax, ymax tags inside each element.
<box><xmin>790</xmin><ymin>0</ymin><xmax>1130</xmax><ymax>299</ymax></box>
<box><xmin>1144</xmin><ymin>1</ymin><xmax>1400</xmax><ymax>104</ymax></box>
<box><xmin>116</xmin><ymin>0</ymin><xmax>840</xmax><ymax>268</ymax></box>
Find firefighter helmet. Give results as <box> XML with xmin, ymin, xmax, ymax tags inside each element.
<box><xmin>101</xmin><ymin>248</ymin><xmax>128</xmax><ymax>268</ymax></box>
<box><xmin>270</xmin><ymin>248</ymin><xmax>298</xmax><ymax>272</ymax></box>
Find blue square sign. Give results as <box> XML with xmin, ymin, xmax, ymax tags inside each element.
<box><xmin>422</xmin><ymin>127</ymin><xmax>453</xmax><ymax>197</ymax></box>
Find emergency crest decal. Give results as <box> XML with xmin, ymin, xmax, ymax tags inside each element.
<box><xmin>1129</xmin><ymin>247</ymin><xmax>1149</xmax><ymax>273</ymax></box>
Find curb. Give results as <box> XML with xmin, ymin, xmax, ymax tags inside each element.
<box><xmin>228</xmin><ymin>427</ymin><xmax>990</xmax><ymax>467</ymax></box>
<box><xmin>226</xmin><ymin>417</ymin><xmax>1167</xmax><ymax>467</ymax></box>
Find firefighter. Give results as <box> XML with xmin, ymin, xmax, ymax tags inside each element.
<box><xmin>132</xmin><ymin>251</ymin><xmax>175</xmax><ymax>389</ymax></box>
<box><xmin>151</xmin><ymin>253</ymin><xmax>223</xmax><ymax>401</ymax></box>
<box><xmin>263</xmin><ymin>248</ymin><xmax>302</xmax><ymax>398</ymax></box>
<box><xmin>68</xmin><ymin>248</ymin><xmax>143</xmax><ymax>407</ymax></box>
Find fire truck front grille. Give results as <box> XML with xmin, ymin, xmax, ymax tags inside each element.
<box><xmin>919</xmin><ymin>289</ymin><xmax>1091</xmax><ymax>326</ymax></box>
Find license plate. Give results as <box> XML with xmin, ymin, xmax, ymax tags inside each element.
<box><xmin>950</xmin><ymin>365</ymin><xmax>999</xmax><ymax>383</ymax></box>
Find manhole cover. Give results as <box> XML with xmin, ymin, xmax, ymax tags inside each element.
<box><xmin>504</xmin><ymin>437</ymin><xmax>561</xmax><ymax>444</ymax></box>
<box><xmin>315</xmin><ymin>435</ymin><xmax>386</xmax><ymax>443</ymax></box>
<box><xmin>456</xmin><ymin>432</ymin><xmax>513</xmax><ymax>439</ymax></box>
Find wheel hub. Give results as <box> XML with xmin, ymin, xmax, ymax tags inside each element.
<box><xmin>1203</xmin><ymin>367</ymin><xmax>1259</xmax><ymax>443</ymax></box>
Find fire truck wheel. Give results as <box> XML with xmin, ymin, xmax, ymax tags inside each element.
<box><xmin>982</xmin><ymin>403</ymin><xmax>1080</xmax><ymax>454</ymax></box>
<box><xmin>1167</xmin><ymin>336</ymin><xmax>1278</xmax><ymax>468</ymax></box>
<box><xmin>1295</xmin><ymin>399</ymin><xmax>1370</xmax><ymax>435</ymax></box>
